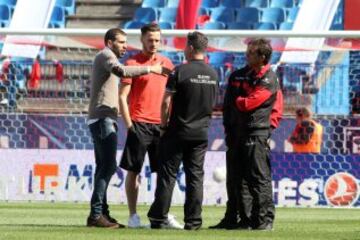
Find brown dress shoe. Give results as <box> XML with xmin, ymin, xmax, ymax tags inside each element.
<box><xmin>103</xmin><ymin>214</ymin><xmax>126</xmax><ymax>228</ymax></box>
<box><xmin>87</xmin><ymin>215</ymin><xmax>120</xmax><ymax>228</ymax></box>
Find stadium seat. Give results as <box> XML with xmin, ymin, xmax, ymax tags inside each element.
<box><xmin>236</xmin><ymin>7</ymin><xmax>260</xmax><ymax>24</ymax></box>
<box><xmin>198</xmin><ymin>7</ymin><xmax>210</xmax><ymax>15</ymax></box>
<box><xmin>49</xmin><ymin>6</ymin><xmax>65</xmax><ymax>28</ymax></box>
<box><xmin>160</xmin><ymin>51</ymin><xmax>183</xmax><ymax>65</ymax></box>
<box><xmin>0</xmin><ymin>4</ymin><xmax>11</xmax><ymax>27</ymax></box>
<box><xmin>134</xmin><ymin>7</ymin><xmax>157</xmax><ymax>23</ymax></box>
<box><xmin>55</xmin><ymin>0</ymin><xmax>76</xmax><ymax>15</ymax></box>
<box><xmin>279</xmin><ymin>21</ymin><xmax>293</xmax><ymax>30</ymax></box>
<box><xmin>261</xmin><ymin>8</ymin><xmax>286</xmax><ymax>24</ymax></box>
<box><xmin>227</xmin><ymin>22</ymin><xmax>251</xmax><ymax>29</ymax></box>
<box><xmin>203</xmin><ymin>21</ymin><xmax>226</xmax><ymax>29</ymax></box>
<box><xmin>254</xmin><ymin>22</ymin><xmax>277</xmax><ymax>30</ymax></box>
<box><xmin>123</xmin><ymin>20</ymin><xmax>145</xmax><ymax>29</ymax></box>
<box><xmin>142</xmin><ymin>0</ymin><xmax>166</xmax><ymax>8</ymax></box>
<box><xmin>167</xmin><ymin>0</ymin><xmax>179</xmax><ymax>7</ymax></box>
<box><xmin>201</xmin><ymin>0</ymin><xmax>220</xmax><ymax>8</ymax></box>
<box><xmin>245</xmin><ymin>0</ymin><xmax>269</xmax><ymax>8</ymax></box>
<box><xmin>287</xmin><ymin>7</ymin><xmax>299</xmax><ymax>22</ymax></box>
<box><xmin>210</xmin><ymin>7</ymin><xmax>236</xmax><ymax>23</ymax></box>
<box><xmin>330</xmin><ymin>23</ymin><xmax>343</xmax><ymax>30</ymax></box>
<box><xmin>220</xmin><ymin>0</ymin><xmax>242</xmax><ymax>8</ymax></box>
<box><xmin>0</xmin><ymin>0</ymin><xmax>16</xmax><ymax>14</ymax></box>
<box><xmin>270</xmin><ymin>0</ymin><xmax>294</xmax><ymax>8</ymax></box>
<box><xmin>158</xmin><ymin>21</ymin><xmax>174</xmax><ymax>29</ymax></box>
<box><xmin>208</xmin><ymin>52</ymin><xmax>234</xmax><ymax>65</ymax></box>
<box><xmin>158</xmin><ymin>7</ymin><xmax>178</xmax><ymax>23</ymax></box>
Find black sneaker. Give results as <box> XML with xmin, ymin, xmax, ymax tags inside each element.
<box><xmin>236</xmin><ymin>221</ymin><xmax>252</xmax><ymax>230</ymax></box>
<box><xmin>208</xmin><ymin>218</ymin><xmax>238</xmax><ymax>229</ymax></box>
<box><xmin>184</xmin><ymin>223</ymin><xmax>201</xmax><ymax>230</ymax></box>
<box><xmin>253</xmin><ymin>222</ymin><xmax>273</xmax><ymax>231</ymax></box>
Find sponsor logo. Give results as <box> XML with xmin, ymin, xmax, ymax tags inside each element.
<box><xmin>324</xmin><ymin>172</ymin><xmax>359</xmax><ymax>207</ymax></box>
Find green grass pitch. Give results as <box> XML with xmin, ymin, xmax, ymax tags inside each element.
<box><xmin>0</xmin><ymin>202</ymin><xmax>359</xmax><ymax>240</ymax></box>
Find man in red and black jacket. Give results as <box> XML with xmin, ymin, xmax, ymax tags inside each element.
<box><xmin>213</xmin><ymin>38</ymin><xmax>283</xmax><ymax>231</ymax></box>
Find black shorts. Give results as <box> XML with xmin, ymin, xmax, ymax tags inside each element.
<box><xmin>120</xmin><ymin>121</ymin><xmax>160</xmax><ymax>173</ymax></box>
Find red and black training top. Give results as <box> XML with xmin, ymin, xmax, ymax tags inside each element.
<box><xmin>223</xmin><ymin>64</ymin><xmax>283</xmax><ymax>137</ymax></box>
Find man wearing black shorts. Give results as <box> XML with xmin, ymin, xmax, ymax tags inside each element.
<box><xmin>119</xmin><ymin>23</ymin><xmax>174</xmax><ymax>228</ymax></box>
<box><xmin>147</xmin><ymin>31</ymin><xmax>218</xmax><ymax>230</ymax></box>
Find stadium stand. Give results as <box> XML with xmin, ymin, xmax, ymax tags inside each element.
<box><xmin>141</xmin><ymin>0</ymin><xmax>166</xmax><ymax>8</ymax></box>
<box><xmin>134</xmin><ymin>7</ymin><xmax>157</xmax><ymax>23</ymax></box>
<box><xmin>166</xmin><ymin>0</ymin><xmax>179</xmax><ymax>7</ymax></box>
<box><xmin>202</xmin><ymin>21</ymin><xmax>226</xmax><ymax>29</ymax></box>
<box><xmin>245</xmin><ymin>0</ymin><xmax>269</xmax><ymax>8</ymax></box>
<box><xmin>0</xmin><ymin>4</ymin><xmax>11</xmax><ymax>27</ymax></box>
<box><xmin>55</xmin><ymin>0</ymin><xmax>76</xmax><ymax>16</ymax></box>
<box><xmin>158</xmin><ymin>7</ymin><xmax>178</xmax><ymax>23</ymax></box>
<box><xmin>0</xmin><ymin>0</ymin><xmax>16</xmax><ymax>15</ymax></box>
<box><xmin>49</xmin><ymin>6</ymin><xmax>66</xmax><ymax>28</ymax></box>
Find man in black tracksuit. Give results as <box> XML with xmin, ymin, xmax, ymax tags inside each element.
<box><xmin>219</xmin><ymin>38</ymin><xmax>283</xmax><ymax>230</ymax></box>
<box><xmin>147</xmin><ymin>31</ymin><xmax>218</xmax><ymax>230</ymax></box>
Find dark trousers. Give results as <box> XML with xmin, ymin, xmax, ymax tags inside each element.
<box><xmin>235</xmin><ymin>135</ymin><xmax>275</xmax><ymax>228</ymax></box>
<box><xmin>89</xmin><ymin>118</ymin><xmax>118</xmax><ymax>218</ymax></box>
<box><xmin>148</xmin><ymin>135</ymin><xmax>208</xmax><ymax>228</ymax></box>
<box><xmin>223</xmin><ymin>134</ymin><xmax>252</xmax><ymax>224</ymax></box>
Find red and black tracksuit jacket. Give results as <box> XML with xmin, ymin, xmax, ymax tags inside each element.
<box><xmin>223</xmin><ymin>64</ymin><xmax>283</xmax><ymax>137</ymax></box>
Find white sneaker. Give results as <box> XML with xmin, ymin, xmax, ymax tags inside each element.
<box><xmin>128</xmin><ymin>213</ymin><xmax>141</xmax><ymax>228</ymax></box>
<box><xmin>165</xmin><ymin>214</ymin><xmax>184</xmax><ymax>229</ymax></box>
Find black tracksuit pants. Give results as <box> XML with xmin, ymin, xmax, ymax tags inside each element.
<box><xmin>234</xmin><ymin>135</ymin><xmax>275</xmax><ymax>228</ymax></box>
<box><xmin>148</xmin><ymin>134</ymin><xmax>208</xmax><ymax>228</ymax></box>
<box><xmin>224</xmin><ymin>133</ymin><xmax>252</xmax><ymax>224</ymax></box>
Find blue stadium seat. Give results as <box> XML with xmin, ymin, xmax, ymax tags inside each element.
<box><xmin>158</xmin><ymin>21</ymin><xmax>174</xmax><ymax>29</ymax></box>
<box><xmin>49</xmin><ymin>6</ymin><xmax>65</xmax><ymax>28</ymax></box>
<box><xmin>160</xmin><ymin>51</ymin><xmax>183</xmax><ymax>65</ymax></box>
<box><xmin>233</xmin><ymin>52</ymin><xmax>245</xmax><ymax>66</ymax></box>
<box><xmin>270</xmin><ymin>0</ymin><xmax>294</xmax><ymax>8</ymax></box>
<box><xmin>245</xmin><ymin>0</ymin><xmax>268</xmax><ymax>8</ymax></box>
<box><xmin>134</xmin><ymin>7</ymin><xmax>157</xmax><ymax>23</ymax></box>
<box><xmin>227</xmin><ymin>22</ymin><xmax>251</xmax><ymax>29</ymax></box>
<box><xmin>167</xmin><ymin>0</ymin><xmax>179</xmax><ymax>7</ymax></box>
<box><xmin>123</xmin><ymin>20</ymin><xmax>145</xmax><ymax>29</ymax></box>
<box><xmin>142</xmin><ymin>0</ymin><xmax>166</xmax><ymax>8</ymax></box>
<box><xmin>201</xmin><ymin>0</ymin><xmax>220</xmax><ymax>8</ymax></box>
<box><xmin>55</xmin><ymin>0</ymin><xmax>75</xmax><ymax>15</ymax></box>
<box><xmin>203</xmin><ymin>21</ymin><xmax>226</xmax><ymax>29</ymax></box>
<box><xmin>220</xmin><ymin>0</ymin><xmax>242</xmax><ymax>8</ymax></box>
<box><xmin>158</xmin><ymin>7</ymin><xmax>177</xmax><ymax>23</ymax></box>
<box><xmin>254</xmin><ymin>22</ymin><xmax>277</xmax><ymax>30</ymax></box>
<box><xmin>210</xmin><ymin>7</ymin><xmax>236</xmax><ymax>23</ymax></box>
<box><xmin>0</xmin><ymin>0</ymin><xmax>16</xmax><ymax>14</ymax></box>
<box><xmin>261</xmin><ymin>8</ymin><xmax>286</xmax><ymax>24</ymax></box>
<box><xmin>287</xmin><ymin>7</ymin><xmax>299</xmax><ymax>22</ymax></box>
<box><xmin>330</xmin><ymin>23</ymin><xmax>343</xmax><ymax>30</ymax></box>
<box><xmin>236</xmin><ymin>7</ymin><xmax>260</xmax><ymax>24</ymax></box>
<box><xmin>279</xmin><ymin>21</ymin><xmax>293</xmax><ymax>30</ymax></box>
<box><xmin>0</xmin><ymin>4</ymin><xmax>11</xmax><ymax>27</ymax></box>
<box><xmin>198</xmin><ymin>7</ymin><xmax>210</xmax><ymax>15</ymax></box>
<box><xmin>208</xmin><ymin>52</ymin><xmax>234</xmax><ymax>65</ymax></box>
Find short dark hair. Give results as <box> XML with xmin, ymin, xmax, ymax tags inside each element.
<box><xmin>104</xmin><ymin>28</ymin><xmax>126</xmax><ymax>45</ymax></box>
<box><xmin>141</xmin><ymin>23</ymin><xmax>161</xmax><ymax>36</ymax></box>
<box><xmin>187</xmin><ymin>31</ymin><xmax>208</xmax><ymax>53</ymax></box>
<box><xmin>248</xmin><ymin>38</ymin><xmax>272</xmax><ymax>64</ymax></box>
